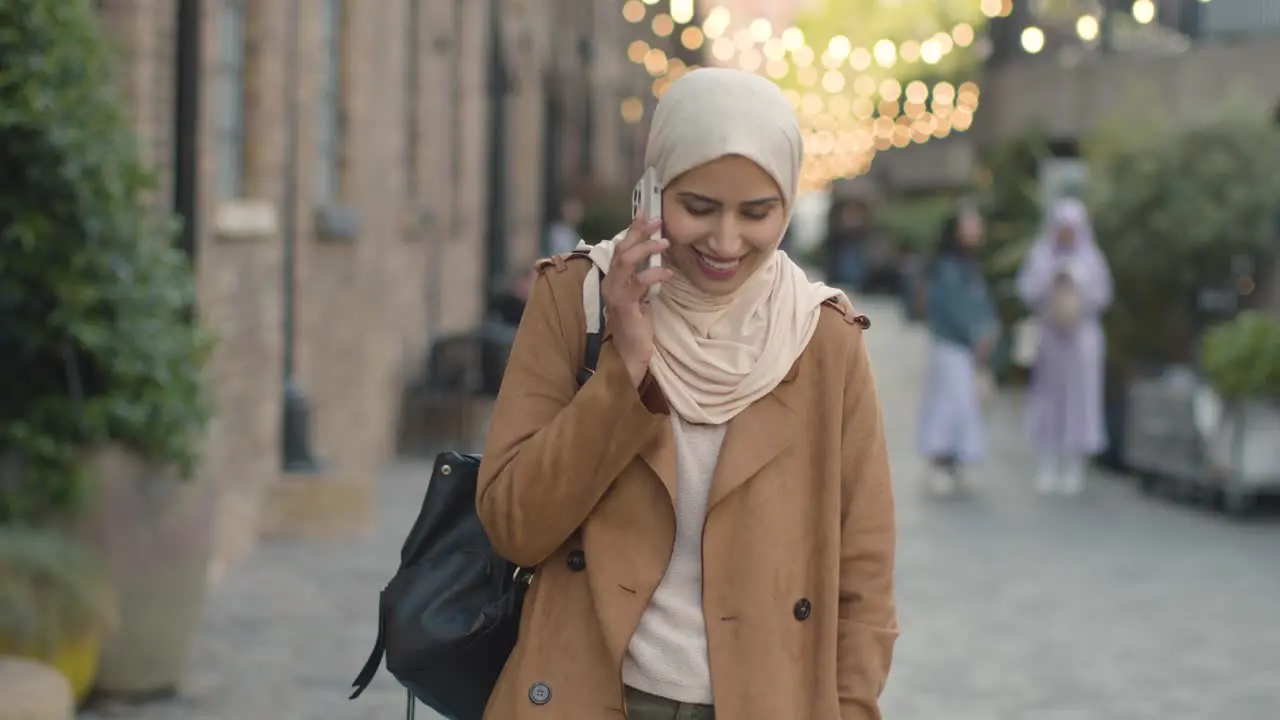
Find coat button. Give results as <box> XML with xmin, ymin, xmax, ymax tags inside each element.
<box><xmin>566</xmin><ymin>549</ymin><xmax>586</xmax><ymax>572</ymax></box>
<box><xmin>528</xmin><ymin>681</ymin><xmax>552</xmax><ymax>705</ymax></box>
<box><xmin>793</xmin><ymin>598</ymin><xmax>812</xmax><ymax>621</ymax></box>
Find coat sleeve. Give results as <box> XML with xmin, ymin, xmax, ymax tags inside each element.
<box><xmin>836</xmin><ymin>327</ymin><xmax>899</xmax><ymax>720</ymax></box>
<box><xmin>476</xmin><ymin>268</ymin><xmax>668</xmax><ymax>568</ymax></box>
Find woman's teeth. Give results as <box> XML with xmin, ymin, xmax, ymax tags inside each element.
<box><xmin>697</xmin><ymin>253</ymin><xmax>739</xmax><ymax>271</ymax></box>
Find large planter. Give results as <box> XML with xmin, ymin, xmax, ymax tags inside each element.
<box><xmin>74</xmin><ymin>446</ymin><xmax>214</xmax><ymax>698</ymax></box>
<box><xmin>1201</xmin><ymin>398</ymin><xmax>1280</xmax><ymax>514</ymax></box>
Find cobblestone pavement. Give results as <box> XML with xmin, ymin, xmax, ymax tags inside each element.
<box><xmin>80</xmin><ymin>299</ymin><xmax>1280</xmax><ymax>720</ymax></box>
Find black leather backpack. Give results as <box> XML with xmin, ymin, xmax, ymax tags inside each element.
<box><xmin>350</xmin><ymin>259</ymin><xmax>604</xmax><ymax>720</ymax></box>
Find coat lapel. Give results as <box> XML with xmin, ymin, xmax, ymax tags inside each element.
<box><xmin>706</xmin><ymin>362</ymin><xmax>800</xmax><ymax>513</ymax></box>
<box><xmin>640</xmin><ymin>418</ymin><xmax>678</xmax><ymax>507</ymax></box>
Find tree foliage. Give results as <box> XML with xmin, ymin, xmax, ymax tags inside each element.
<box><xmin>0</xmin><ymin>0</ymin><xmax>214</xmax><ymax>522</ymax></box>
<box><xmin>1200</xmin><ymin>312</ymin><xmax>1280</xmax><ymax>400</ymax></box>
<box><xmin>1087</xmin><ymin>113</ymin><xmax>1280</xmax><ymax>371</ymax></box>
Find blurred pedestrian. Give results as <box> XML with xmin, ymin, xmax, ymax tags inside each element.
<box><xmin>545</xmin><ymin>196</ymin><xmax>585</xmax><ymax>256</ymax></box>
<box><xmin>916</xmin><ymin>205</ymin><xmax>999</xmax><ymax>496</ymax></box>
<box><xmin>476</xmin><ymin>67</ymin><xmax>896</xmax><ymax>719</ymax></box>
<box><xmin>824</xmin><ymin>200</ymin><xmax>870</xmax><ymax>290</ymax></box>
<box><xmin>1016</xmin><ymin>197</ymin><xmax>1114</xmax><ymax>495</ymax></box>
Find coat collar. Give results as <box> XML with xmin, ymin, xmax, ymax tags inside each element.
<box><xmin>640</xmin><ymin>357</ymin><xmax>802</xmax><ymax>512</ymax></box>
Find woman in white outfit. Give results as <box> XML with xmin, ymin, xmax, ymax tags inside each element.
<box><xmin>917</xmin><ymin>206</ymin><xmax>999</xmax><ymax>495</ymax></box>
<box><xmin>1016</xmin><ymin>198</ymin><xmax>1114</xmax><ymax>495</ymax></box>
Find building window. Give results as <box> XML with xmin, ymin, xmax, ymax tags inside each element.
<box><xmin>315</xmin><ymin>0</ymin><xmax>344</xmax><ymax>203</ymax></box>
<box><xmin>215</xmin><ymin>0</ymin><xmax>246</xmax><ymax>199</ymax></box>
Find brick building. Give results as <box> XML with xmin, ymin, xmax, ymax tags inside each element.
<box><xmin>94</xmin><ymin>0</ymin><xmax>663</xmax><ymax>579</ymax></box>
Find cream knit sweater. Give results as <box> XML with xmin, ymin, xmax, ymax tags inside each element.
<box><xmin>621</xmin><ymin>415</ymin><xmax>726</xmax><ymax>704</ymax></box>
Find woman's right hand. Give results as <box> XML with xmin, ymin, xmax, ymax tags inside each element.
<box><xmin>601</xmin><ymin>217</ymin><xmax>673</xmax><ymax>387</ymax></box>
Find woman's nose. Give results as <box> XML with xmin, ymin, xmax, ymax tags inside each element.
<box><xmin>707</xmin><ymin>221</ymin><xmax>745</xmax><ymax>256</ymax></box>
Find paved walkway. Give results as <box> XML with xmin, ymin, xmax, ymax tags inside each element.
<box><xmin>81</xmin><ymin>300</ymin><xmax>1280</xmax><ymax>720</ymax></box>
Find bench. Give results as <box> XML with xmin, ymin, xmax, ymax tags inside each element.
<box><xmin>396</xmin><ymin>317</ymin><xmax>518</xmax><ymax>456</ymax></box>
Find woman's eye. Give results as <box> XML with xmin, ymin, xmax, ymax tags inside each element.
<box><xmin>741</xmin><ymin>208</ymin><xmax>772</xmax><ymax>221</ymax></box>
<box><xmin>683</xmin><ymin>204</ymin><xmax>716</xmax><ymax>217</ymax></box>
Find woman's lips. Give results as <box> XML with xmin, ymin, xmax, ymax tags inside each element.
<box><xmin>694</xmin><ymin>250</ymin><xmax>742</xmax><ymax>279</ymax></box>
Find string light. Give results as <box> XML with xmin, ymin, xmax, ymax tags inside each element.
<box><xmin>1132</xmin><ymin>0</ymin><xmax>1156</xmax><ymax>24</ymax></box>
<box><xmin>669</xmin><ymin>0</ymin><xmax>695</xmax><ymax>25</ymax></box>
<box><xmin>1076</xmin><ymin>15</ymin><xmax>1100</xmax><ymax>41</ymax></box>
<box><xmin>1020</xmin><ymin>26</ymin><xmax>1045</xmax><ymax>54</ymax></box>
<box><xmin>616</xmin><ymin>2</ymin><xmax>987</xmax><ymax>188</ymax></box>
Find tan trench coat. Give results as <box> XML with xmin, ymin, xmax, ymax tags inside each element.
<box><xmin>477</xmin><ymin>253</ymin><xmax>898</xmax><ymax>719</ymax></box>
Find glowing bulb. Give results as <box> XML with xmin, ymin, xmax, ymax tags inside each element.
<box><xmin>749</xmin><ymin>18</ymin><xmax>773</xmax><ymax>42</ymax></box>
<box><xmin>622</xmin><ymin>0</ymin><xmax>645</xmax><ymax>23</ymax></box>
<box><xmin>680</xmin><ymin>26</ymin><xmax>705</xmax><ymax>50</ymax></box>
<box><xmin>1020</xmin><ymin>26</ymin><xmax>1045</xmax><ymax>54</ymax></box>
<box><xmin>620</xmin><ymin>97</ymin><xmax>644</xmax><ymax>124</ymax></box>
<box><xmin>1076</xmin><ymin>15</ymin><xmax>1099</xmax><ymax>41</ymax></box>
<box><xmin>849</xmin><ymin>47</ymin><xmax>871</xmax><ymax>71</ymax></box>
<box><xmin>780</xmin><ymin>27</ymin><xmax>805</xmax><ymax>51</ymax></box>
<box><xmin>669</xmin><ymin>0</ymin><xmax>695</xmax><ymax>25</ymax></box>
<box><xmin>1133</xmin><ymin>0</ymin><xmax>1155</xmax><ymax>24</ymax></box>
<box><xmin>873</xmin><ymin>39</ymin><xmax>897</xmax><ymax>68</ymax></box>
<box><xmin>920</xmin><ymin>39</ymin><xmax>942</xmax><ymax>65</ymax></box>
<box><xmin>827</xmin><ymin>35</ymin><xmax>852</xmax><ymax>61</ymax></box>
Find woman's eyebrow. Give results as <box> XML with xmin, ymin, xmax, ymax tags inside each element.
<box><xmin>676</xmin><ymin>191</ymin><xmax>781</xmax><ymax>206</ymax></box>
<box><xmin>676</xmin><ymin>191</ymin><xmax>721</xmax><ymax>204</ymax></box>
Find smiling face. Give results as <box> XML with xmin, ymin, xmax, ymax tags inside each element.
<box><xmin>661</xmin><ymin>155</ymin><xmax>787</xmax><ymax>296</ymax></box>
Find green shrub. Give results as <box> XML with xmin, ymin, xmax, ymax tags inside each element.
<box><xmin>0</xmin><ymin>526</ymin><xmax>116</xmax><ymax>654</ymax></box>
<box><xmin>1199</xmin><ymin>311</ymin><xmax>1280</xmax><ymax>400</ymax></box>
<box><xmin>0</xmin><ymin>0</ymin><xmax>214</xmax><ymax>523</ymax></box>
<box><xmin>1087</xmin><ymin>114</ymin><xmax>1280</xmax><ymax>371</ymax></box>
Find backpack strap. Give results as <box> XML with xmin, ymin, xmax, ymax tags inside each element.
<box><xmin>578</xmin><ymin>266</ymin><xmax>606</xmax><ymax>387</ymax></box>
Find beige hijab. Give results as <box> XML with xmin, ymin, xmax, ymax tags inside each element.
<box><xmin>580</xmin><ymin>68</ymin><xmax>851</xmax><ymax>425</ymax></box>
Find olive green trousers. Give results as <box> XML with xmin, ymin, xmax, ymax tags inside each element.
<box><xmin>623</xmin><ymin>686</ymin><xmax>716</xmax><ymax>720</ymax></box>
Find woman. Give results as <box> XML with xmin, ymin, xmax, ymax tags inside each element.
<box><xmin>1016</xmin><ymin>197</ymin><xmax>1113</xmax><ymax>495</ymax></box>
<box><xmin>476</xmin><ymin>68</ymin><xmax>897</xmax><ymax>719</ymax></box>
<box><xmin>916</xmin><ymin>206</ymin><xmax>998</xmax><ymax>495</ymax></box>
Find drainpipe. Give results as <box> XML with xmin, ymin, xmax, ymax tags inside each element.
<box><xmin>173</xmin><ymin>0</ymin><xmax>200</xmax><ymax>264</ymax></box>
<box><xmin>280</xmin><ymin>0</ymin><xmax>320</xmax><ymax>473</ymax></box>
<box><xmin>484</xmin><ymin>0</ymin><xmax>510</xmax><ymax>304</ymax></box>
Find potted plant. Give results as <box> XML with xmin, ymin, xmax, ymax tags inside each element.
<box><xmin>1197</xmin><ymin>311</ymin><xmax>1280</xmax><ymax>514</ymax></box>
<box><xmin>0</xmin><ymin>526</ymin><xmax>117</xmax><ymax>705</ymax></box>
<box><xmin>0</xmin><ymin>0</ymin><xmax>215</xmax><ymax>698</ymax></box>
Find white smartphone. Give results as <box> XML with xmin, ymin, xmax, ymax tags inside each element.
<box><xmin>630</xmin><ymin>167</ymin><xmax>664</xmax><ymax>300</ymax></box>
